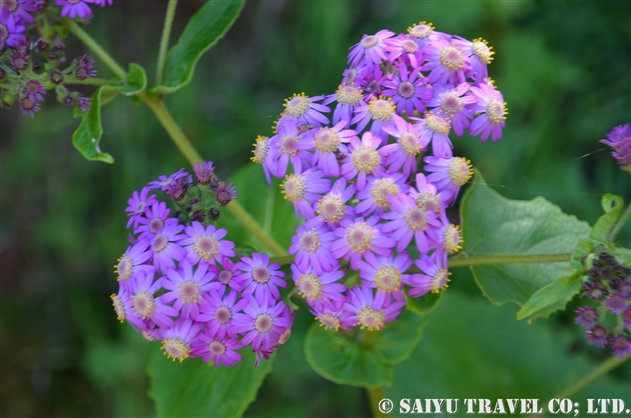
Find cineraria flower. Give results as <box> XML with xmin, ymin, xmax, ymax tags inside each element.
<box><xmin>162</xmin><ymin>261</ymin><xmax>217</xmax><ymax>319</ymax></box>
<box><xmin>413</xmin><ymin>112</ymin><xmax>453</xmax><ymax>158</ymax></box>
<box><xmin>282</xmin><ymin>92</ymin><xmax>330</xmax><ymax>126</ymax></box>
<box><xmin>281</xmin><ymin>168</ymin><xmax>331</xmax><ymax>221</ymax></box>
<box><xmin>586</xmin><ymin>326</ymin><xmax>609</xmax><ymax>348</ymax></box>
<box><xmin>382</xmin><ymin>116</ymin><xmax>429</xmax><ymax>177</ymax></box>
<box><xmin>424</xmin><ymin>155</ymin><xmax>473</xmax><ymax>204</ymax></box>
<box><xmin>193</xmin><ymin>161</ymin><xmax>214</xmax><ymax>184</ymax></box>
<box><xmin>330</xmin><ymin>216</ymin><xmax>395</xmax><ymax>269</ymax></box>
<box><xmin>352</xmin><ymin>96</ymin><xmax>397</xmax><ymax>142</ymax></box>
<box><xmin>323</xmin><ymin>83</ymin><xmax>365</xmax><ymax>129</ymax></box>
<box><xmin>468</xmin><ymin>80</ymin><xmax>508</xmax><ymax>142</ymax></box>
<box><xmin>344</xmin><ymin>285</ymin><xmax>406</xmax><ymax>331</ymax></box>
<box><xmin>235</xmin><ymin>252</ymin><xmax>287</xmax><ymax>300</ymax></box>
<box><xmin>348</xmin><ymin>30</ymin><xmax>394</xmax><ymax>67</ymax></box>
<box><xmin>422</xmin><ymin>36</ymin><xmax>471</xmax><ymax>85</ymax></box>
<box><xmin>268</xmin><ymin>120</ymin><xmax>313</xmax><ymax>178</ymax></box>
<box><xmin>160</xmin><ymin>318</ymin><xmax>203</xmax><ymax>362</ymax></box>
<box><xmin>56</xmin><ymin>0</ymin><xmax>94</xmax><ymax>19</ymax></box>
<box><xmin>291</xmin><ymin>264</ymin><xmax>346</xmax><ymax>309</ymax></box>
<box><xmin>93</xmin><ymin>0</ymin><xmax>113</xmax><ymax>6</ymax></box>
<box><xmin>340</xmin><ymin>132</ymin><xmax>386</xmax><ymax>191</ymax></box>
<box><xmin>600</xmin><ymin>123</ymin><xmax>631</xmax><ymax>170</ymax></box>
<box><xmin>110</xmin><ymin>286</ymin><xmax>134</xmax><ymax>324</ymax></box>
<box><xmin>134</xmin><ymin>201</ymin><xmax>175</xmax><ymax>240</ymax></box>
<box><xmin>382</xmin><ymin>192</ymin><xmax>441</xmax><ymax>253</ymax></box>
<box><xmin>75</xmin><ymin>55</ymin><xmax>96</xmax><ymax>79</ymax></box>
<box><xmin>582</xmin><ymin>281</ymin><xmax>607</xmax><ymax>301</ymax></box>
<box><xmin>408</xmin><ymin>252</ymin><xmax>451</xmax><ymax>296</ymax></box>
<box><xmin>148</xmin><ymin>168</ymin><xmax>188</xmax><ymax>191</ymax></box>
<box><xmin>191</xmin><ymin>333</ymin><xmax>243</xmax><ymax>367</ymax></box>
<box><xmin>355</xmin><ymin>64</ymin><xmax>388</xmax><ymax>102</ymax></box>
<box><xmin>611</xmin><ymin>334</ymin><xmax>631</xmax><ymax>359</ymax></box>
<box><xmin>622</xmin><ymin>306</ymin><xmax>631</xmax><ymax>330</ymax></box>
<box><xmin>358</xmin><ymin>252</ymin><xmax>412</xmax><ymax>296</ymax></box>
<box><xmin>426</xmin><ymin>83</ymin><xmax>476</xmax><ymax>136</ymax></box>
<box><xmin>574</xmin><ymin>306</ymin><xmax>599</xmax><ymax>329</ymax></box>
<box><xmin>437</xmin><ymin>216</ymin><xmax>463</xmax><ymax>255</ymax></box>
<box><xmin>23</xmin><ymin>81</ymin><xmax>45</xmax><ymax>102</ymax></box>
<box><xmin>385</xmin><ymin>34</ymin><xmax>424</xmax><ymax>69</ymax></box>
<box><xmin>147</xmin><ymin>223</ymin><xmax>186</xmax><ymax>273</ymax></box>
<box><xmin>251</xmin><ymin>135</ymin><xmax>275</xmax><ymax>184</ymax></box>
<box><xmin>179</xmin><ymin>222</ymin><xmax>235</xmax><ymax>265</ymax></box>
<box><xmin>208</xmin><ymin>256</ymin><xmax>245</xmax><ymax>293</ymax></box>
<box><xmin>409</xmin><ymin>173</ymin><xmax>450</xmax><ymax>213</ymax></box>
<box><xmin>288</xmin><ymin>217</ymin><xmax>338</xmax><ymax>274</ymax></box>
<box><xmin>114</xmin><ymin>240</ymin><xmax>153</xmax><ymax>286</ymax></box>
<box><xmin>310</xmin><ymin>301</ymin><xmax>355</xmax><ymax>331</ymax></box>
<box><xmin>20</xmin><ymin>97</ymin><xmax>39</xmax><ymax>117</ymax></box>
<box><xmin>604</xmin><ymin>292</ymin><xmax>627</xmax><ymax>315</ymax></box>
<box><xmin>310</xmin><ymin>121</ymin><xmax>358</xmax><ymax>177</ymax></box>
<box><xmin>196</xmin><ymin>289</ymin><xmax>249</xmax><ymax>339</ymax></box>
<box><xmin>355</xmin><ymin>173</ymin><xmax>408</xmax><ymax>217</ymax></box>
<box><xmin>406</xmin><ymin>21</ymin><xmax>449</xmax><ymax>49</ymax></box>
<box><xmin>232</xmin><ymin>292</ymin><xmax>290</xmax><ymax>351</ymax></box>
<box><xmin>314</xmin><ymin>178</ymin><xmax>356</xmax><ymax>226</ymax></box>
<box><xmin>128</xmin><ymin>270</ymin><xmax>178</xmax><ymax>329</ymax></box>
<box><xmin>1</xmin><ymin>0</ymin><xmax>38</xmax><ymax>24</ymax></box>
<box><xmin>452</xmin><ymin>37</ymin><xmax>495</xmax><ymax>84</ymax></box>
<box><xmin>381</xmin><ymin>65</ymin><xmax>432</xmax><ymax>117</ymax></box>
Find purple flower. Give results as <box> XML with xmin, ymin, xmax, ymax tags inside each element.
<box><xmin>611</xmin><ymin>334</ymin><xmax>631</xmax><ymax>359</ymax></box>
<box><xmin>344</xmin><ymin>285</ymin><xmax>406</xmax><ymax>331</ymax></box>
<box><xmin>424</xmin><ymin>156</ymin><xmax>473</xmax><ymax>204</ymax></box>
<box><xmin>314</xmin><ymin>178</ymin><xmax>356</xmax><ymax>226</ymax></box>
<box><xmin>323</xmin><ymin>83</ymin><xmax>365</xmax><ymax>129</ymax></box>
<box><xmin>358</xmin><ymin>252</ymin><xmax>412</xmax><ymax>295</ymax></box>
<box><xmin>622</xmin><ymin>306</ymin><xmax>631</xmax><ymax>330</ymax></box>
<box><xmin>406</xmin><ymin>21</ymin><xmax>449</xmax><ymax>49</ymax></box>
<box><xmin>382</xmin><ymin>192</ymin><xmax>441</xmax><ymax>253</ymax></box>
<box><xmin>385</xmin><ymin>34</ymin><xmax>424</xmax><ymax>69</ymax></box>
<box><xmin>381</xmin><ymin>65</ymin><xmax>432</xmax><ymax>117</ymax></box>
<box><xmin>330</xmin><ymin>216</ymin><xmax>395</xmax><ymax>269</ymax></box>
<box><xmin>291</xmin><ymin>264</ymin><xmax>346</xmax><ymax>309</ymax></box>
<box><xmin>340</xmin><ymin>132</ymin><xmax>386</xmax><ymax>191</ymax></box>
<box><xmin>1</xmin><ymin>0</ymin><xmax>38</xmax><ymax>24</ymax></box>
<box><xmin>426</xmin><ymin>83</ymin><xmax>476</xmax><ymax>136</ymax></box>
<box><xmin>179</xmin><ymin>222</ymin><xmax>236</xmax><ymax>265</ymax></box>
<box><xmin>193</xmin><ymin>161</ymin><xmax>214</xmax><ymax>184</ymax></box>
<box><xmin>216</xmin><ymin>181</ymin><xmax>238</xmax><ymax>205</ymax></box>
<box><xmin>23</xmin><ymin>81</ymin><xmax>45</xmax><ymax>102</ymax></box>
<box><xmin>196</xmin><ymin>289</ymin><xmax>249</xmax><ymax>339</ymax></box>
<box><xmin>251</xmin><ymin>135</ymin><xmax>275</xmax><ymax>184</ymax></box>
<box><xmin>75</xmin><ymin>55</ymin><xmax>96</xmax><ymax>79</ymax></box>
<box><xmin>585</xmin><ymin>325</ymin><xmax>608</xmax><ymax>348</ymax></box>
<box><xmin>134</xmin><ymin>201</ymin><xmax>176</xmax><ymax>241</ymax></box>
<box><xmin>382</xmin><ymin>116</ymin><xmax>428</xmax><ymax>177</ymax></box>
<box><xmin>20</xmin><ymin>97</ymin><xmax>39</xmax><ymax>117</ymax></box>
<box><xmin>128</xmin><ymin>270</ymin><xmax>178</xmax><ymax>329</ymax></box>
<box><xmin>436</xmin><ymin>216</ymin><xmax>464</xmax><ymax>255</ymax></box>
<box><xmin>310</xmin><ymin>121</ymin><xmax>358</xmax><ymax>177</ymax></box>
<box><xmin>281</xmin><ymin>168</ymin><xmax>331</xmax><ymax>221</ymax></box>
<box><xmin>208</xmin><ymin>256</ymin><xmax>244</xmax><ymax>293</ymax></box>
<box><xmin>115</xmin><ymin>240</ymin><xmax>153</xmax><ymax>286</ymax></box>
<box><xmin>422</xmin><ymin>36</ymin><xmax>471</xmax><ymax>85</ymax></box>
<box><xmin>413</xmin><ymin>112</ymin><xmax>453</xmax><ymax>158</ymax></box>
<box><xmin>162</xmin><ymin>260</ymin><xmax>218</xmax><ymax>319</ymax></box>
<box><xmin>289</xmin><ymin>217</ymin><xmax>338</xmax><ymax>274</ymax></box>
<box><xmin>148</xmin><ymin>223</ymin><xmax>186</xmax><ymax>274</ymax></box>
<box><xmin>348</xmin><ymin>30</ymin><xmax>394</xmax><ymax>67</ymax></box>
<box><xmin>110</xmin><ymin>286</ymin><xmax>134</xmax><ymax>325</ymax></box>
<box><xmin>604</xmin><ymin>292</ymin><xmax>627</xmax><ymax>315</ymax></box>
<box><xmin>268</xmin><ymin>120</ymin><xmax>313</xmax><ymax>178</ymax></box>
<box><xmin>355</xmin><ymin>173</ymin><xmax>409</xmax><ymax>217</ymax></box>
<box><xmin>232</xmin><ymin>292</ymin><xmax>290</xmax><ymax>351</ymax></box>
<box><xmin>582</xmin><ymin>281</ymin><xmax>607</xmax><ymax>301</ymax></box>
<box><xmin>408</xmin><ymin>252</ymin><xmax>450</xmax><ymax>297</ymax></box>
<box><xmin>148</xmin><ymin>168</ymin><xmax>188</xmax><ymax>191</ymax></box>
<box><xmin>190</xmin><ymin>333</ymin><xmax>243</xmax><ymax>367</ymax></box>
<box><xmin>56</xmin><ymin>0</ymin><xmax>94</xmax><ymax>19</ymax></box>
<box><xmin>352</xmin><ymin>96</ymin><xmax>397</xmax><ymax>143</ymax></box>
<box><xmin>453</xmin><ymin>36</ymin><xmax>495</xmax><ymax>84</ymax></box>
<box><xmin>282</xmin><ymin>93</ymin><xmax>330</xmax><ymax>126</ymax></box>
<box><xmin>356</xmin><ymin>64</ymin><xmax>388</xmax><ymax>103</ymax></box>
<box><xmin>309</xmin><ymin>301</ymin><xmax>355</xmax><ymax>331</ymax></box>
<box><xmin>0</xmin><ymin>11</ymin><xmax>26</xmax><ymax>48</ymax></box>
<box><xmin>159</xmin><ymin>319</ymin><xmax>203</xmax><ymax>362</ymax></box>
<box><xmin>600</xmin><ymin>123</ymin><xmax>631</xmax><ymax>169</ymax></box>
<box><xmin>468</xmin><ymin>80</ymin><xmax>507</xmax><ymax>142</ymax></box>
<box><xmin>125</xmin><ymin>186</ymin><xmax>157</xmax><ymax>228</ymax></box>
<box><xmin>409</xmin><ymin>173</ymin><xmax>450</xmax><ymax>214</ymax></box>
<box><xmin>93</xmin><ymin>0</ymin><xmax>113</xmax><ymax>6</ymax></box>
<box><xmin>574</xmin><ymin>306</ymin><xmax>599</xmax><ymax>330</ymax></box>
<box><xmin>235</xmin><ymin>252</ymin><xmax>287</xmax><ymax>300</ymax></box>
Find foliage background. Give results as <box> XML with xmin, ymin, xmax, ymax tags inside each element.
<box><xmin>1</xmin><ymin>0</ymin><xmax>630</xmax><ymax>416</ymax></box>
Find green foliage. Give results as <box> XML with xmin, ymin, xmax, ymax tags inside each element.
<box><xmin>461</xmin><ymin>170</ymin><xmax>592</xmax><ymax>306</ymax></box>
<box><xmin>148</xmin><ymin>347</ymin><xmax>272</xmax><ymax>417</ymax></box>
<box><xmin>153</xmin><ymin>0</ymin><xmax>245</xmax><ymax>94</ymax></box>
<box><xmin>304</xmin><ymin>310</ymin><xmax>425</xmax><ymax>389</ymax></box>
<box><xmin>516</xmin><ymin>270</ymin><xmax>583</xmax><ymax>322</ymax></box>
<box><xmin>71</xmin><ymin>85</ymin><xmax>118</xmax><ymax>163</ymax></box>
<box><xmin>405</xmin><ymin>291</ymin><xmax>442</xmax><ymax>317</ymax></box>
<box><xmin>121</xmin><ymin>63</ymin><xmax>148</xmax><ymax>96</ymax></box>
<box><xmin>591</xmin><ymin>194</ymin><xmax>624</xmax><ymax>244</ymax></box>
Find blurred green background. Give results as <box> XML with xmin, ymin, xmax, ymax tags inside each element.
<box><xmin>1</xmin><ymin>1</ymin><xmax>630</xmax><ymax>416</ymax></box>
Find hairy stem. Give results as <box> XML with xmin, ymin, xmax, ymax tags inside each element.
<box><xmin>554</xmin><ymin>356</ymin><xmax>629</xmax><ymax>399</ymax></box>
<box><xmin>608</xmin><ymin>203</ymin><xmax>631</xmax><ymax>242</ymax></box>
<box><xmin>156</xmin><ymin>0</ymin><xmax>178</xmax><ymax>85</ymax></box>
<box><xmin>139</xmin><ymin>94</ymin><xmax>286</xmax><ymax>256</ymax></box>
<box><xmin>63</xmin><ymin>77</ymin><xmax>119</xmax><ymax>86</ymax></box>
<box><xmin>68</xmin><ymin>20</ymin><xmax>127</xmax><ymax>80</ymax></box>
<box><xmin>367</xmin><ymin>387</ymin><xmax>387</xmax><ymax>418</ymax></box>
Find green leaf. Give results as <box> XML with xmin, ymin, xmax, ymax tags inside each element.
<box><xmin>461</xmin><ymin>170</ymin><xmax>592</xmax><ymax>306</ymax></box>
<box><xmin>121</xmin><ymin>63</ymin><xmax>147</xmax><ymax>96</ymax></box>
<box><xmin>71</xmin><ymin>86</ymin><xmax>117</xmax><ymax>164</ymax></box>
<box><xmin>154</xmin><ymin>0</ymin><xmax>245</xmax><ymax>94</ymax></box>
<box><xmin>569</xmin><ymin>239</ymin><xmax>594</xmax><ymax>271</ymax></box>
<box><xmin>148</xmin><ymin>346</ymin><xmax>272</xmax><ymax>417</ymax></box>
<box><xmin>516</xmin><ymin>270</ymin><xmax>583</xmax><ymax>322</ymax></box>
<box><xmin>590</xmin><ymin>194</ymin><xmax>623</xmax><ymax>244</ymax></box>
<box><xmin>304</xmin><ymin>310</ymin><xmax>425</xmax><ymax>388</ymax></box>
<box><xmin>405</xmin><ymin>291</ymin><xmax>442</xmax><ymax>317</ymax></box>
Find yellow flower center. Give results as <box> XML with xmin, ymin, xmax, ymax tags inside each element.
<box><xmin>357</xmin><ymin>306</ymin><xmax>385</xmax><ymax>331</ymax></box>
<box><xmin>368</xmin><ymin>97</ymin><xmax>396</xmax><ymax>122</ymax></box>
<box><xmin>281</xmin><ymin>174</ymin><xmax>307</xmax><ymax>202</ymax></box>
<box><xmin>448</xmin><ymin>157</ymin><xmax>473</xmax><ymax>186</ymax></box>
<box><xmin>162</xmin><ymin>338</ymin><xmax>190</xmax><ymax>362</ymax></box>
<box><xmin>283</xmin><ymin>93</ymin><xmax>310</xmax><ymax>118</ymax></box>
<box><xmin>374</xmin><ymin>266</ymin><xmax>402</xmax><ymax>293</ymax></box>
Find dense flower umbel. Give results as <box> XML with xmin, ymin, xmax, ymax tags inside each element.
<box><xmin>112</xmin><ymin>164</ymin><xmax>294</xmax><ymax>367</ymax></box>
<box><xmin>249</xmin><ymin>21</ymin><xmax>509</xmax><ymax>333</ymax></box>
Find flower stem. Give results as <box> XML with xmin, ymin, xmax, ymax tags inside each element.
<box><xmin>156</xmin><ymin>0</ymin><xmax>178</xmax><ymax>85</ymax></box>
<box><xmin>367</xmin><ymin>386</ymin><xmax>387</xmax><ymax>418</ymax></box>
<box><xmin>608</xmin><ymin>203</ymin><xmax>631</xmax><ymax>242</ymax></box>
<box><xmin>63</xmin><ymin>77</ymin><xmax>120</xmax><ymax>86</ymax></box>
<box><xmin>139</xmin><ymin>94</ymin><xmax>286</xmax><ymax>256</ymax></box>
<box><xmin>68</xmin><ymin>20</ymin><xmax>127</xmax><ymax>80</ymax></box>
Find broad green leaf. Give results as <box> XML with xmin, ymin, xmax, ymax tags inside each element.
<box><xmin>516</xmin><ymin>270</ymin><xmax>583</xmax><ymax>322</ymax></box>
<box><xmin>304</xmin><ymin>310</ymin><xmax>425</xmax><ymax>388</ymax></box>
<box><xmin>71</xmin><ymin>85</ymin><xmax>117</xmax><ymax>164</ymax></box>
<box><xmin>405</xmin><ymin>291</ymin><xmax>442</xmax><ymax>317</ymax></box>
<box><xmin>148</xmin><ymin>346</ymin><xmax>272</xmax><ymax>417</ymax></box>
<box><xmin>154</xmin><ymin>0</ymin><xmax>245</xmax><ymax>94</ymax></box>
<box><xmin>121</xmin><ymin>63</ymin><xmax>147</xmax><ymax>96</ymax></box>
<box><xmin>461</xmin><ymin>170</ymin><xmax>591</xmax><ymax>306</ymax></box>
<box><xmin>590</xmin><ymin>194</ymin><xmax>623</xmax><ymax>244</ymax></box>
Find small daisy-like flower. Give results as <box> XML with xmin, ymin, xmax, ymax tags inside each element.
<box><xmin>358</xmin><ymin>252</ymin><xmax>412</xmax><ymax>296</ymax></box>
<box><xmin>340</xmin><ymin>132</ymin><xmax>386</xmax><ymax>191</ymax></box>
<box><xmin>437</xmin><ymin>217</ymin><xmax>464</xmax><ymax>255</ymax></box>
<box><xmin>148</xmin><ymin>168</ymin><xmax>188</xmax><ymax>191</ymax></box>
<box><xmin>310</xmin><ymin>121</ymin><xmax>358</xmax><ymax>177</ymax></box>
<box><xmin>125</xmin><ymin>186</ymin><xmax>158</xmax><ymax>227</ymax></box>
<box><xmin>148</xmin><ymin>223</ymin><xmax>186</xmax><ymax>274</ymax></box>
<box><xmin>208</xmin><ymin>256</ymin><xmax>245</xmax><ymax>293</ymax></box>
<box><xmin>352</xmin><ymin>95</ymin><xmax>397</xmax><ymax>143</ymax></box>
<box><xmin>75</xmin><ymin>55</ymin><xmax>96</xmax><ymax>79</ymax></box>
<box><xmin>216</xmin><ymin>181</ymin><xmax>238</xmax><ymax>205</ymax></box>
<box><xmin>114</xmin><ymin>241</ymin><xmax>153</xmax><ymax>286</ymax></box>
<box><xmin>289</xmin><ymin>217</ymin><xmax>338</xmax><ymax>274</ymax></box>
<box><xmin>600</xmin><ymin>123</ymin><xmax>631</xmax><ymax>170</ymax></box>
<box><xmin>414</xmin><ymin>112</ymin><xmax>453</xmax><ymax>158</ymax></box>
<box><xmin>426</xmin><ymin>83</ymin><xmax>476</xmax><ymax>136</ymax></box>
<box><xmin>268</xmin><ymin>120</ymin><xmax>313</xmax><ymax>178</ymax></box>
<box><xmin>92</xmin><ymin>0</ymin><xmax>113</xmax><ymax>6</ymax></box>
<box><xmin>453</xmin><ymin>37</ymin><xmax>495</xmax><ymax>83</ymax></box>
<box><xmin>355</xmin><ymin>173</ymin><xmax>408</xmax><ymax>217</ymax></box>
<box><xmin>281</xmin><ymin>168</ymin><xmax>331</xmax><ymax>221</ymax></box>
<box><xmin>191</xmin><ymin>333</ymin><xmax>243</xmax><ymax>367</ymax></box>
<box><xmin>134</xmin><ymin>201</ymin><xmax>176</xmax><ymax>241</ymax></box>
<box><xmin>385</xmin><ymin>34</ymin><xmax>424</xmax><ymax>69</ymax></box>
<box><xmin>310</xmin><ymin>301</ymin><xmax>355</xmax><ymax>331</ymax></box>
<box><xmin>582</xmin><ymin>281</ymin><xmax>607</xmax><ymax>301</ymax></box>
<box><xmin>345</xmin><ymin>285</ymin><xmax>406</xmax><ymax>331</ymax></box>
<box><xmin>193</xmin><ymin>161</ymin><xmax>214</xmax><ymax>184</ymax></box>
<box><xmin>196</xmin><ymin>289</ymin><xmax>249</xmax><ymax>339</ymax></box>
<box><xmin>160</xmin><ymin>319</ymin><xmax>203</xmax><ymax>362</ymax></box>
<box><xmin>330</xmin><ymin>216</ymin><xmax>395</xmax><ymax>269</ymax></box>
<box><xmin>574</xmin><ymin>306</ymin><xmax>599</xmax><ymax>330</ymax></box>
<box><xmin>110</xmin><ymin>286</ymin><xmax>134</xmax><ymax>324</ymax></box>
<box><xmin>611</xmin><ymin>334</ymin><xmax>631</xmax><ymax>359</ymax></box>
<box><xmin>382</xmin><ymin>192</ymin><xmax>441</xmax><ymax>253</ymax></box>
<box><xmin>0</xmin><ymin>14</ymin><xmax>26</xmax><ymax>49</ymax></box>
<box><xmin>381</xmin><ymin>65</ymin><xmax>432</xmax><ymax>117</ymax></box>
<box><xmin>235</xmin><ymin>252</ymin><xmax>287</xmax><ymax>300</ymax></box>
<box><xmin>128</xmin><ymin>270</ymin><xmax>178</xmax><ymax>329</ymax></box>
<box><xmin>323</xmin><ymin>83</ymin><xmax>365</xmax><ymax>129</ymax></box>
<box><xmin>20</xmin><ymin>97</ymin><xmax>40</xmax><ymax>117</ymax></box>
<box><xmin>232</xmin><ymin>292</ymin><xmax>290</xmax><ymax>351</ymax></box>
<box><xmin>422</xmin><ymin>36</ymin><xmax>471</xmax><ymax>85</ymax></box>
<box><xmin>282</xmin><ymin>93</ymin><xmax>330</xmax><ymax>126</ymax></box>
<box><xmin>251</xmin><ymin>135</ymin><xmax>275</xmax><ymax>184</ymax></box>
<box><xmin>406</xmin><ymin>21</ymin><xmax>449</xmax><ymax>49</ymax></box>
<box><xmin>604</xmin><ymin>292</ymin><xmax>627</xmax><ymax>315</ymax></box>
<box><xmin>179</xmin><ymin>222</ymin><xmax>236</xmax><ymax>265</ymax></box>
<box><xmin>468</xmin><ymin>80</ymin><xmax>508</xmax><ymax>142</ymax></box>
<box><xmin>291</xmin><ymin>264</ymin><xmax>346</xmax><ymax>309</ymax></box>
<box><xmin>424</xmin><ymin>156</ymin><xmax>473</xmax><ymax>204</ymax></box>
<box><xmin>1</xmin><ymin>0</ymin><xmax>38</xmax><ymax>24</ymax></box>
<box><xmin>314</xmin><ymin>178</ymin><xmax>356</xmax><ymax>226</ymax></box>
<box><xmin>56</xmin><ymin>0</ymin><xmax>94</xmax><ymax>19</ymax></box>
<box><xmin>622</xmin><ymin>306</ymin><xmax>631</xmax><ymax>330</ymax></box>
<box><xmin>162</xmin><ymin>260</ymin><xmax>218</xmax><ymax>319</ymax></box>
<box><xmin>382</xmin><ymin>115</ymin><xmax>429</xmax><ymax>177</ymax></box>
<box><xmin>356</xmin><ymin>64</ymin><xmax>388</xmax><ymax>102</ymax></box>
<box><xmin>409</xmin><ymin>173</ymin><xmax>450</xmax><ymax>214</ymax></box>
<box><xmin>408</xmin><ymin>252</ymin><xmax>451</xmax><ymax>297</ymax></box>
<box><xmin>23</xmin><ymin>81</ymin><xmax>45</xmax><ymax>102</ymax></box>
<box><xmin>348</xmin><ymin>29</ymin><xmax>394</xmax><ymax>67</ymax></box>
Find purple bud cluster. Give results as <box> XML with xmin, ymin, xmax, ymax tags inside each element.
<box><xmin>112</xmin><ymin>163</ymin><xmax>295</xmax><ymax>367</ymax></box>
<box><xmin>252</xmin><ymin>22</ymin><xmax>508</xmax><ymax>332</ymax></box>
<box><xmin>600</xmin><ymin>123</ymin><xmax>631</xmax><ymax>173</ymax></box>
<box><xmin>576</xmin><ymin>252</ymin><xmax>631</xmax><ymax>359</ymax></box>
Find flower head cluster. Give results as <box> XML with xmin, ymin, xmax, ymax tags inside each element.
<box><xmin>601</xmin><ymin>123</ymin><xmax>631</xmax><ymax>173</ymax></box>
<box><xmin>576</xmin><ymin>252</ymin><xmax>631</xmax><ymax>359</ymax></box>
<box><xmin>112</xmin><ymin>163</ymin><xmax>294</xmax><ymax>367</ymax></box>
<box><xmin>251</xmin><ymin>22</ymin><xmax>505</xmax><ymax>332</ymax></box>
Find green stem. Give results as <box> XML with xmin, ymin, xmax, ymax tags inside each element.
<box><xmin>68</xmin><ymin>20</ymin><xmax>127</xmax><ymax>80</ymax></box>
<box><xmin>367</xmin><ymin>387</ymin><xmax>387</xmax><ymax>418</ymax></box>
<box><xmin>140</xmin><ymin>94</ymin><xmax>286</xmax><ymax>256</ymax></box>
<box><xmin>156</xmin><ymin>0</ymin><xmax>178</xmax><ymax>85</ymax></box>
<box><xmin>63</xmin><ymin>77</ymin><xmax>119</xmax><ymax>86</ymax></box>
<box><xmin>608</xmin><ymin>203</ymin><xmax>631</xmax><ymax>242</ymax></box>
